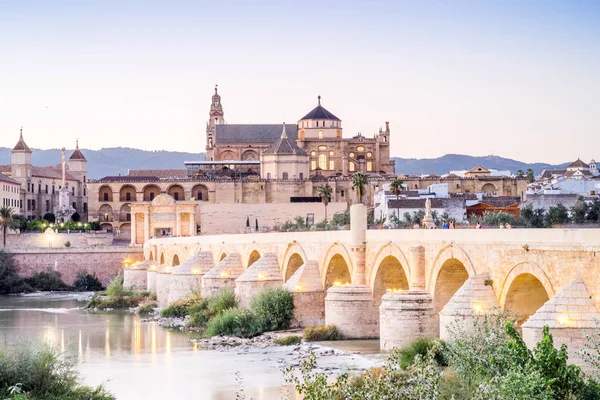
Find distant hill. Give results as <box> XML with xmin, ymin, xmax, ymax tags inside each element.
<box><xmin>392</xmin><ymin>154</ymin><xmax>569</xmax><ymax>176</ymax></box>
<box><xmin>0</xmin><ymin>147</ymin><xmax>205</xmax><ymax>179</ymax></box>
<box><xmin>0</xmin><ymin>147</ymin><xmax>568</xmax><ymax>179</ymax></box>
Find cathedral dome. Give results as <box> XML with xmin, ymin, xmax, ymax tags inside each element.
<box><xmin>263</xmin><ymin>124</ymin><xmax>307</xmax><ymax>155</ymax></box>
<box><xmin>300</xmin><ymin>96</ymin><xmax>340</xmax><ymax>121</ymax></box>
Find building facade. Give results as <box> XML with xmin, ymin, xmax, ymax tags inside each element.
<box><xmin>0</xmin><ymin>130</ymin><xmax>88</xmax><ymax>220</ymax></box>
<box><xmin>0</xmin><ymin>173</ymin><xmax>21</xmax><ymax>214</ymax></box>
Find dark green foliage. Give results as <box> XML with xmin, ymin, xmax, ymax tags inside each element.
<box><xmin>0</xmin><ymin>251</ymin><xmax>30</xmax><ymax>295</ymax></box>
<box><xmin>204</xmin><ymin>308</ymin><xmax>263</xmax><ymax>338</ymax></box>
<box><xmin>71</xmin><ymin>212</ymin><xmax>81</xmax><ymax>222</ymax></box>
<box><xmin>274</xmin><ymin>336</ymin><xmax>302</xmax><ymax>346</ymax></box>
<box><xmin>25</xmin><ymin>271</ymin><xmax>71</xmax><ymax>291</ymax></box>
<box><xmin>89</xmin><ymin>221</ymin><xmax>101</xmax><ymax>231</ymax></box>
<box><xmin>545</xmin><ymin>203</ymin><xmax>570</xmax><ymax>226</ymax></box>
<box><xmin>302</xmin><ymin>325</ymin><xmax>340</xmax><ymax>341</ymax></box>
<box><xmin>393</xmin><ymin>337</ymin><xmax>446</xmax><ymax>369</ymax></box>
<box><xmin>11</xmin><ymin>215</ymin><xmax>28</xmax><ymax>231</ymax></box>
<box><xmin>86</xmin><ymin>274</ymin><xmax>150</xmax><ymax>309</ymax></box>
<box><xmin>519</xmin><ymin>204</ymin><xmax>547</xmax><ymax>228</ymax></box>
<box><xmin>0</xmin><ymin>342</ymin><xmax>115</xmax><ymax>399</ymax></box>
<box><xmin>186</xmin><ymin>289</ymin><xmax>238</xmax><ymax>328</ymax></box>
<box><xmin>572</xmin><ymin>196</ymin><xmax>590</xmax><ymax>223</ymax></box>
<box><xmin>72</xmin><ymin>270</ymin><xmax>103</xmax><ymax>291</ymax></box>
<box><xmin>160</xmin><ymin>292</ymin><xmax>204</xmax><ymax>318</ymax></box>
<box><xmin>250</xmin><ymin>288</ymin><xmax>294</xmax><ymax>332</ymax></box>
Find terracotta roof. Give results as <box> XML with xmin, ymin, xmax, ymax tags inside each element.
<box><xmin>215</xmin><ymin>124</ymin><xmax>297</xmax><ymax>144</ymax></box>
<box><xmin>0</xmin><ymin>172</ymin><xmax>19</xmax><ymax>185</ymax></box>
<box><xmin>0</xmin><ymin>165</ymin><xmax>10</xmax><ymax>174</ymax></box>
<box><xmin>450</xmin><ymin>193</ymin><xmax>478</xmax><ymax>200</ymax></box>
<box><xmin>31</xmin><ymin>166</ymin><xmax>78</xmax><ymax>181</ymax></box>
<box><xmin>13</xmin><ymin>130</ymin><xmax>31</xmax><ymax>152</ymax></box>
<box><xmin>300</xmin><ymin>96</ymin><xmax>341</xmax><ymax>121</ymax></box>
<box><xmin>479</xmin><ymin>196</ymin><xmax>519</xmax><ymax>207</ymax></box>
<box><xmin>128</xmin><ymin>169</ymin><xmax>187</xmax><ymax>179</ymax></box>
<box><xmin>387</xmin><ymin>198</ymin><xmax>464</xmax><ymax>209</ymax></box>
<box><xmin>98</xmin><ymin>176</ymin><xmax>160</xmax><ymax>182</ymax></box>
<box><xmin>540</xmin><ymin>169</ymin><xmax>566</xmax><ymax>179</ymax></box>
<box><xmin>566</xmin><ymin>158</ymin><xmax>589</xmax><ymax>169</ymax></box>
<box><xmin>263</xmin><ymin>124</ymin><xmax>307</xmax><ymax>156</ymax></box>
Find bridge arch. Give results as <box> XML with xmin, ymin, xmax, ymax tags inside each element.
<box><xmin>499</xmin><ymin>262</ymin><xmax>554</xmax><ymax>326</ymax></box>
<box><xmin>246</xmin><ymin>249</ymin><xmax>262</xmax><ymax>269</ymax></box>
<box><xmin>172</xmin><ymin>254</ymin><xmax>180</xmax><ymax>267</ymax></box>
<box><xmin>321</xmin><ymin>243</ymin><xmax>354</xmax><ymax>289</ymax></box>
<box><xmin>281</xmin><ymin>243</ymin><xmax>309</xmax><ymax>281</ymax></box>
<box><xmin>428</xmin><ymin>244</ymin><xmax>476</xmax><ymax>293</ymax></box>
<box><xmin>159</xmin><ymin>252</ymin><xmax>165</xmax><ymax>265</ymax></box>
<box><xmin>369</xmin><ymin>243</ymin><xmax>411</xmax><ymax>305</ymax></box>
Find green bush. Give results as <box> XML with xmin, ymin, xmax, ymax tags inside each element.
<box><xmin>186</xmin><ymin>290</ymin><xmax>237</xmax><ymax>328</ymax></box>
<box><xmin>274</xmin><ymin>336</ymin><xmax>302</xmax><ymax>346</ymax></box>
<box><xmin>0</xmin><ymin>251</ymin><xmax>29</xmax><ymax>295</ymax></box>
<box><xmin>250</xmin><ymin>288</ymin><xmax>294</xmax><ymax>332</ymax></box>
<box><xmin>0</xmin><ymin>341</ymin><xmax>115</xmax><ymax>400</ymax></box>
<box><xmin>105</xmin><ymin>274</ymin><xmax>130</xmax><ymax>297</ymax></box>
<box><xmin>137</xmin><ymin>302</ymin><xmax>158</xmax><ymax>315</ymax></box>
<box><xmin>160</xmin><ymin>292</ymin><xmax>204</xmax><ymax>318</ymax></box>
<box><xmin>25</xmin><ymin>271</ymin><xmax>71</xmax><ymax>292</ymax></box>
<box><xmin>72</xmin><ymin>270</ymin><xmax>103</xmax><ymax>292</ymax></box>
<box><xmin>204</xmin><ymin>308</ymin><xmax>263</xmax><ymax>338</ymax></box>
<box><xmin>302</xmin><ymin>325</ymin><xmax>340</xmax><ymax>341</ymax></box>
<box><xmin>392</xmin><ymin>337</ymin><xmax>446</xmax><ymax>369</ymax></box>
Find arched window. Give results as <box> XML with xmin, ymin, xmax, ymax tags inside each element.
<box><xmin>367</xmin><ymin>161</ymin><xmax>373</xmax><ymax>172</ymax></box>
<box><xmin>311</xmin><ymin>160</ymin><xmax>317</xmax><ymax>170</ymax></box>
<box><xmin>300</xmin><ymin>130</ymin><xmax>305</xmax><ymax>139</ymax></box>
<box><xmin>282</xmin><ymin>172</ymin><xmax>289</xmax><ymax>180</ymax></box>
<box><xmin>318</xmin><ymin>154</ymin><xmax>327</xmax><ymax>170</ymax></box>
<box><xmin>318</xmin><ymin>130</ymin><xmax>323</xmax><ymax>139</ymax></box>
<box><xmin>349</xmin><ymin>162</ymin><xmax>356</xmax><ymax>172</ymax></box>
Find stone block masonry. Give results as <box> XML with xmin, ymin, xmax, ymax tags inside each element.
<box><xmin>12</xmin><ymin>247</ymin><xmax>143</xmax><ymax>285</ymax></box>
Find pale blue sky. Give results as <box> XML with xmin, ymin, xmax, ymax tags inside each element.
<box><xmin>0</xmin><ymin>0</ymin><xmax>598</xmax><ymax>163</ymax></box>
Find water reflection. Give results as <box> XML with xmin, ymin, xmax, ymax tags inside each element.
<box><xmin>0</xmin><ymin>294</ymin><xmax>302</xmax><ymax>400</ymax></box>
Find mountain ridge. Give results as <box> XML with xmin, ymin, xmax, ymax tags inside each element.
<box><xmin>0</xmin><ymin>147</ymin><xmax>571</xmax><ymax>179</ymax></box>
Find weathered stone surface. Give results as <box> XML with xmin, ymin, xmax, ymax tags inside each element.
<box><xmin>380</xmin><ymin>290</ymin><xmax>437</xmax><ymax>350</ymax></box>
<box><xmin>235</xmin><ymin>253</ymin><xmax>283</xmax><ymax>308</ymax></box>
<box><xmin>124</xmin><ymin>260</ymin><xmax>156</xmax><ymax>290</ymax></box>
<box><xmin>167</xmin><ymin>251</ymin><xmax>214</xmax><ymax>303</ymax></box>
<box><xmin>283</xmin><ymin>261</ymin><xmax>325</xmax><ymax>327</ymax></box>
<box><xmin>439</xmin><ymin>273</ymin><xmax>498</xmax><ymax>340</ymax></box>
<box><xmin>522</xmin><ymin>277</ymin><xmax>600</xmax><ymax>368</ymax></box>
<box><xmin>325</xmin><ymin>285</ymin><xmax>379</xmax><ymax>339</ymax></box>
<box><xmin>201</xmin><ymin>253</ymin><xmax>244</xmax><ymax>298</ymax></box>
<box><xmin>155</xmin><ymin>265</ymin><xmax>173</xmax><ymax>306</ymax></box>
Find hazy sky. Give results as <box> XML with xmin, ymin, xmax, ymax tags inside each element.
<box><xmin>1</xmin><ymin>0</ymin><xmax>598</xmax><ymax>163</ymax></box>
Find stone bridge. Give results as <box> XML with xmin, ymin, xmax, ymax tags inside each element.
<box><xmin>127</xmin><ymin>205</ymin><xmax>600</xmax><ymax>366</ymax></box>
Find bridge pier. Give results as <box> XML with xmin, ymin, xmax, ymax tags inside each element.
<box><xmin>124</xmin><ymin>260</ymin><xmax>155</xmax><ymax>290</ymax></box>
<box><xmin>283</xmin><ymin>260</ymin><xmax>325</xmax><ymax>327</ymax></box>
<box><xmin>201</xmin><ymin>253</ymin><xmax>244</xmax><ymax>298</ymax></box>
<box><xmin>325</xmin><ymin>285</ymin><xmax>379</xmax><ymax>339</ymax></box>
<box><xmin>438</xmin><ymin>273</ymin><xmax>498</xmax><ymax>340</ymax></box>
<box><xmin>522</xmin><ymin>277</ymin><xmax>600</xmax><ymax>369</ymax></box>
<box><xmin>155</xmin><ymin>266</ymin><xmax>172</xmax><ymax>305</ymax></box>
<box><xmin>235</xmin><ymin>253</ymin><xmax>283</xmax><ymax>308</ymax></box>
<box><xmin>167</xmin><ymin>251</ymin><xmax>214</xmax><ymax>303</ymax></box>
<box><xmin>146</xmin><ymin>264</ymin><xmax>159</xmax><ymax>293</ymax></box>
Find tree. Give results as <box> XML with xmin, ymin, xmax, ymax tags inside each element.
<box><xmin>389</xmin><ymin>179</ymin><xmax>404</xmax><ymax>225</ymax></box>
<box><xmin>0</xmin><ymin>206</ymin><xmax>16</xmax><ymax>248</ymax></box>
<box><xmin>71</xmin><ymin>212</ymin><xmax>80</xmax><ymax>222</ymax></box>
<box><xmin>43</xmin><ymin>213</ymin><xmax>56</xmax><ymax>223</ymax></box>
<box><xmin>545</xmin><ymin>203</ymin><xmax>570</xmax><ymax>226</ymax></box>
<box><xmin>587</xmin><ymin>198</ymin><xmax>600</xmax><ymax>222</ymax></box>
<box><xmin>352</xmin><ymin>172</ymin><xmax>368</xmax><ymax>205</ymax></box>
<box><xmin>526</xmin><ymin>168</ymin><xmax>535</xmax><ymax>183</ymax></box>
<box><xmin>516</xmin><ymin>169</ymin><xmax>524</xmax><ymax>178</ymax></box>
<box><xmin>571</xmin><ymin>197</ymin><xmax>589</xmax><ymax>224</ymax></box>
<box><xmin>317</xmin><ymin>184</ymin><xmax>333</xmax><ymax>222</ymax></box>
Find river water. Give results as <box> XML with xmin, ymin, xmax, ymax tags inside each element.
<box><xmin>0</xmin><ymin>294</ymin><xmax>382</xmax><ymax>400</ymax></box>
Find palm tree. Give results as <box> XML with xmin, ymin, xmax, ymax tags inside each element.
<box><xmin>352</xmin><ymin>172</ymin><xmax>369</xmax><ymax>205</ymax></box>
<box><xmin>0</xmin><ymin>206</ymin><xmax>15</xmax><ymax>248</ymax></box>
<box><xmin>317</xmin><ymin>184</ymin><xmax>333</xmax><ymax>222</ymax></box>
<box><xmin>389</xmin><ymin>179</ymin><xmax>404</xmax><ymax>224</ymax></box>
<box><xmin>526</xmin><ymin>168</ymin><xmax>535</xmax><ymax>183</ymax></box>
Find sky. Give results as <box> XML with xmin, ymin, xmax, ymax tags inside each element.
<box><xmin>0</xmin><ymin>0</ymin><xmax>599</xmax><ymax>164</ymax></box>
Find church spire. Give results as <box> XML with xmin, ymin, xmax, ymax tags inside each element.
<box><xmin>13</xmin><ymin>127</ymin><xmax>31</xmax><ymax>152</ymax></box>
<box><xmin>281</xmin><ymin>122</ymin><xmax>288</xmax><ymax>139</ymax></box>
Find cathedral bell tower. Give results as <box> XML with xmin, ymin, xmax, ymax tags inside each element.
<box><xmin>206</xmin><ymin>85</ymin><xmax>224</xmax><ymax>160</ymax></box>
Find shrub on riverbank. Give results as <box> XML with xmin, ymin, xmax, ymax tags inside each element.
<box><xmin>0</xmin><ymin>342</ymin><xmax>115</xmax><ymax>400</ymax></box>
<box><xmin>137</xmin><ymin>301</ymin><xmax>158</xmax><ymax>315</ymax></box>
<box><xmin>274</xmin><ymin>336</ymin><xmax>302</xmax><ymax>346</ymax></box>
<box><xmin>86</xmin><ymin>274</ymin><xmax>150</xmax><ymax>309</ymax></box>
<box><xmin>204</xmin><ymin>308</ymin><xmax>263</xmax><ymax>338</ymax></box>
<box><xmin>73</xmin><ymin>270</ymin><xmax>103</xmax><ymax>291</ymax></box>
<box><xmin>160</xmin><ymin>292</ymin><xmax>204</xmax><ymax>318</ymax></box>
<box><xmin>251</xmin><ymin>288</ymin><xmax>294</xmax><ymax>332</ymax></box>
<box><xmin>0</xmin><ymin>250</ymin><xmax>30</xmax><ymax>295</ymax></box>
<box><xmin>303</xmin><ymin>325</ymin><xmax>340</xmax><ymax>341</ymax></box>
<box><xmin>286</xmin><ymin>312</ymin><xmax>600</xmax><ymax>399</ymax></box>
<box><xmin>186</xmin><ymin>290</ymin><xmax>238</xmax><ymax>328</ymax></box>
<box><xmin>395</xmin><ymin>337</ymin><xmax>447</xmax><ymax>369</ymax></box>
<box><xmin>24</xmin><ymin>271</ymin><xmax>71</xmax><ymax>292</ymax></box>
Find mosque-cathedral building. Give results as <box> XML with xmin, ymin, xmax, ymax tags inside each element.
<box><xmin>85</xmin><ymin>87</ymin><xmax>524</xmax><ymax>241</ymax></box>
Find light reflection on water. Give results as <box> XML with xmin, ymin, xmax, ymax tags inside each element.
<box><xmin>0</xmin><ymin>294</ymin><xmax>300</xmax><ymax>400</ymax></box>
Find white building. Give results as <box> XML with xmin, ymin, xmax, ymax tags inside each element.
<box><xmin>0</xmin><ymin>173</ymin><xmax>21</xmax><ymax>215</ymax></box>
<box><xmin>531</xmin><ymin>159</ymin><xmax>600</xmax><ymax>197</ymax></box>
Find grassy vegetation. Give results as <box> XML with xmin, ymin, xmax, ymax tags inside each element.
<box><xmin>393</xmin><ymin>337</ymin><xmax>447</xmax><ymax>369</ymax></box>
<box><xmin>0</xmin><ymin>342</ymin><xmax>115</xmax><ymax>400</ymax></box>
<box><xmin>85</xmin><ymin>274</ymin><xmax>151</xmax><ymax>310</ymax></box>
<box><xmin>250</xmin><ymin>288</ymin><xmax>294</xmax><ymax>332</ymax></box>
<box><xmin>137</xmin><ymin>301</ymin><xmax>158</xmax><ymax>315</ymax></box>
<box><xmin>204</xmin><ymin>308</ymin><xmax>263</xmax><ymax>338</ymax></box>
<box><xmin>185</xmin><ymin>290</ymin><xmax>237</xmax><ymax>328</ymax></box>
<box><xmin>159</xmin><ymin>292</ymin><xmax>204</xmax><ymax>318</ymax></box>
<box><xmin>274</xmin><ymin>336</ymin><xmax>302</xmax><ymax>346</ymax></box>
<box><xmin>302</xmin><ymin>325</ymin><xmax>341</xmax><ymax>342</ymax></box>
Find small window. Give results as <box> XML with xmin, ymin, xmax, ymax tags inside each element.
<box><xmin>349</xmin><ymin>162</ymin><xmax>355</xmax><ymax>172</ymax></box>
<box><xmin>267</xmin><ymin>173</ymin><xmax>271</xmax><ymax>179</ymax></box>
<box><xmin>367</xmin><ymin>152</ymin><xmax>373</xmax><ymax>157</ymax></box>
<box><xmin>329</xmin><ymin>150</ymin><xmax>334</xmax><ymax>156</ymax></box>
<box><xmin>349</xmin><ymin>152</ymin><xmax>355</xmax><ymax>158</ymax></box>
<box><xmin>104</xmin><ymin>193</ymin><xmax>109</xmax><ymax>201</ymax></box>
<box><xmin>299</xmin><ymin>173</ymin><xmax>304</xmax><ymax>180</ymax></box>
<box><xmin>311</xmin><ymin>151</ymin><xmax>316</xmax><ymax>156</ymax></box>
<box><xmin>282</xmin><ymin>172</ymin><xmax>289</xmax><ymax>180</ymax></box>
<box><xmin>150</xmin><ymin>192</ymin><xmax>155</xmax><ymax>201</ymax></box>
<box><xmin>174</xmin><ymin>192</ymin><xmax>179</xmax><ymax>201</ymax></box>
<box><xmin>341</xmin><ymin>190</ymin><xmax>345</xmax><ymax>197</ymax></box>
<box><xmin>318</xmin><ymin>145</ymin><xmax>327</xmax><ymax>151</ymax></box>
<box><xmin>318</xmin><ymin>130</ymin><xmax>323</xmax><ymax>139</ymax></box>
<box><xmin>367</xmin><ymin>161</ymin><xmax>373</xmax><ymax>172</ymax></box>
<box><xmin>329</xmin><ymin>160</ymin><xmax>335</xmax><ymax>170</ymax></box>
<box><xmin>126</xmin><ymin>192</ymin><xmax>131</xmax><ymax>201</ymax></box>
<box><xmin>311</xmin><ymin>160</ymin><xmax>317</xmax><ymax>170</ymax></box>
<box><xmin>318</xmin><ymin>154</ymin><xmax>327</xmax><ymax>170</ymax></box>
<box><xmin>357</xmin><ymin>146</ymin><xmax>365</xmax><ymax>152</ymax></box>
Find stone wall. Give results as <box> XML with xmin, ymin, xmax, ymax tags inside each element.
<box><xmin>11</xmin><ymin>247</ymin><xmax>143</xmax><ymax>285</ymax></box>
<box><xmin>4</xmin><ymin>232</ymin><xmax>114</xmax><ymax>248</ymax></box>
<box><xmin>199</xmin><ymin>202</ymin><xmax>348</xmax><ymax>234</ymax></box>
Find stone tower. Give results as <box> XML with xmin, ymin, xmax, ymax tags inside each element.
<box><xmin>11</xmin><ymin>128</ymin><xmax>32</xmax><ymax>181</ymax></box>
<box><xmin>206</xmin><ymin>85</ymin><xmax>224</xmax><ymax>161</ymax></box>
